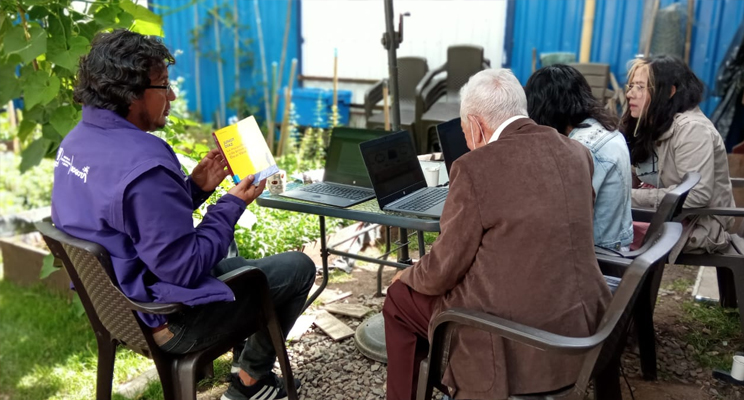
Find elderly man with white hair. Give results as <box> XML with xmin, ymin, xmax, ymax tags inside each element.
<box><xmin>382</xmin><ymin>69</ymin><xmax>612</xmax><ymax>400</ymax></box>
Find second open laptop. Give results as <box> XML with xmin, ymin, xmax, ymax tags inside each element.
<box><xmin>436</xmin><ymin>117</ymin><xmax>470</xmax><ymax>175</ymax></box>
<box><xmin>359</xmin><ymin>131</ymin><xmax>449</xmax><ymax>219</ymax></box>
<box><xmin>278</xmin><ymin>127</ymin><xmax>388</xmax><ymax>207</ymax></box>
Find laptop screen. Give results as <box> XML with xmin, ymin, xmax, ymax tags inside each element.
<box><xmin>360</xmin><ymin>131</ymin><xmax>426</xmax><ymax>205</ymax></box>
<box><xmin>436</xmin><ymin>118</ymin><xmax>470</xmax><ymax>174</ymax></box>
<box><xmin>324</xmin><ymin>128</ymin><xmax>388</xmax><ymax>187</ymax></box>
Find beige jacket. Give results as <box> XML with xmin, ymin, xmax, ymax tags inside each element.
<box><xmin>631</xmin><ymin>107</ymin><xmax>735</xmax><ymax>258</ymax></box>
<box><xmin>400</xmin><ymin>119</ymin><xmax>611</xmax><ymax>400</ymax></box>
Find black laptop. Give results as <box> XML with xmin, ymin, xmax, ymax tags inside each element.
<box><xmin>436</xmin><ymin>118</ymin><xmax>470</xmax><ymax>175</ymax></box>
<box><xmin>359</xmin><ymin>131</ymin><xmax>448</xmax><ymax>218</ymax></box>
<box><xmin>279</xmin><ymin>127</ymin><xmax>387</xmax><ymax>207</ymax></box>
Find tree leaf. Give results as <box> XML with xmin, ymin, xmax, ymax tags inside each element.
<box><xmin>20</xmin><ymin>137</ymin><xmax>51</xmax><ymax>173</ymax></box>
<box><xmin>47</xmin><ymin>36</ymin><xmax>89</xmax><ymax>73</ymax></box>
<box><xmin>115</xmin><ymin>11</ymin><xmax>134</xmax><ymax>30</ymax></box>
<box><xmin>39</xmin><ymin>253</ymin><xmax>58</xmax><ymax>279</ymax></box>
<box><xmin>42</xmin><ymin>122</ymin><xmax>62</xmax><ymax>142</ymax></box>
<box><xmin>131</xmin><ymin>19</ymin><xmax>164</xmax><ymax>37</ymax></box>
<box><xmin>17</xmin><ymin>119</ymin><xmax>36</xmax><ymax>142</ymax></box>
<box><xmin>50</xmin><ymin>105</ymin><xmax>80</xmax><ymax>137</ymax></box>
<box><xmin>0</xmin><ymin>62</ymin><xmax>21</xmax><ymax>104</ymax></box>
<box><xmin>93</xmin><ymin>6</ymin><xmax>118</xmax><ymax>26</ymax></box>
<box><xmin>119</xmin><ymin>0</ymin><xmax>162</xmax><ymax>24</ymax></box>
<box><xmin>119</xmin><ymin>0</ymin><xmax>164</xmax><ymax>36</ymax></box>
<box><xmin>27</xmin><ymin>5</ymin><xmax>49</xmax><ymax>20</ymax></box>
<box><xmin>3</xmin><ymin>25</ymin><xmax>47</xmax><ymax>65</ymax></box>
<box><xmin>23</xmin><ymin>71</ymin><xmax>60</xmax><ymax>109</ymax></box>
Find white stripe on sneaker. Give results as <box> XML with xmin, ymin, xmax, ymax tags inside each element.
<box><xmin>254</xmin><ymin>386</ymin><xmax>278</xmax><ymax>400</ymax></box>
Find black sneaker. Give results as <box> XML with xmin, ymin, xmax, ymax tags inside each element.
<box><xmin>221</xmin><ymin>372</ymin><xmax>300</xmax><ymax>400</ymax></box>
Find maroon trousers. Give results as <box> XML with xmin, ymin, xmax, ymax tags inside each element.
<box><xmin>383</xmin><ymin>281</ymin><xmax>439</xmax><ymax>400</ymax></box>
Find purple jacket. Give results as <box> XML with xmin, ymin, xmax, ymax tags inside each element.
<box><xmin>51</xmin><ymin>106</ymin><xmax>246</xmax><ymax>327</ymax></box>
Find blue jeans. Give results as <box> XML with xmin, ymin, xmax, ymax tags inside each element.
<box><xmin>159</xmin><ymin>251</ymin><xmax>315</xmax><ymax>379</ymax></box>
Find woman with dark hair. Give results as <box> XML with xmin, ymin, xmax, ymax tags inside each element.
<box><xmin>526</xmin><ymin>64</ymin><xmax>633</xmax><ymax>250</ymax></box>
<box><xmin>622</xmin><ymin>55</ymin><xmax>735</xmax><ymax>257</ymax></box>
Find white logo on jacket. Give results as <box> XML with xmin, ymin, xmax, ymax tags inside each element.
<box><xmin>54</xmin><ymin>147</ymin><xmax>90</xmax><ymax>183</ymax></box>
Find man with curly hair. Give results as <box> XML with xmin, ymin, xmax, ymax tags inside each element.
<box><xmin>51</xmin><ymin>29</ymin><xmax>314</xmax><ymax>400</ymax></box>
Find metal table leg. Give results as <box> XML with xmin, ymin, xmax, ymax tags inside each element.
<box><xmin>304</xmin><ymin>216</ymin><xmax>328</xmax><ymax>310</ymax></box>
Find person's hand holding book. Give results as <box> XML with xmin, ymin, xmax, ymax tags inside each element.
<box><xmin>191</xmin><ymin>148</ymin><xmax>230</xmax><ymax>192</ymax></box>
<box><xmin>228</xmin><ymin>175</ymin><xmax>267</xmax><ymax>205</ymax></box>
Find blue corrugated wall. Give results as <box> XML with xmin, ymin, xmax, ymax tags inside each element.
<box><xmin>508</xmin><ymin>0</ymin><xmax>744</xmax><ymax>116</ymax></box>
<box><xmin>153</xmin><ymin>0</ymin><xmax>300</xmax><ymax>124</ymax></box>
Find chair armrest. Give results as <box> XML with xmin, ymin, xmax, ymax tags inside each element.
<box><xmin>416</xmin><ymin>77</ymin><xmax>447</xmax><ymax>123</ymax></box>
<box><xmin>731</xmin><ymin>178</ymin><xmax>744</xmax><ymax>188</ymax></box>
<box><xmin>482</xmin><ymin>59</ymin><xmax>491</xmax><ymax>69</ymax></box>
<box><xmin>364</xmin><ymin>80</ymin><xmax>385</xmax><ymax>120</ymax></box>
<box><xmin>632</xmin><ymin>207</ymin><xmax>655</xmax><ymax>223</ymax></box>
<box><xmin>678</xmin><ymin>207</ymin><xmax>744</xmax><ymax>219</ymax></box>
<box><xmin>127</xmin><ymin>300</ymin><xmax>186</xmax><ymax>314</ymax></box>
<box><xmin>415</xmin><ymin>64</ymin><xmax>446</xmax><ymax>115</ymax></box>
<box><xmin>430</xmin><ymin>308</ymin><xmax>605</xmax><ymax>355</ymax></box>
<box><xmin>421</xmin><ymin>78</ymin><xmax>447</xmax><ymax>109</ymax></box>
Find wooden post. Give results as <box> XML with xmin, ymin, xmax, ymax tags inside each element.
<box><xmin>7</xmin><ymin>101</ymin><xmax>19</xmax><ymax>154</ymax></box>
<box><xmin>212</xmin><ymin>1</ymin><xmax>226</xmax><ymax>127</ymax></box>
<box><xmin>277</xmin><ymin>59</ymin><xmax>298</xmax><ymax>157</ymax></box>
<box><xmin>254</xmin><ymin>0</ymin><xmax>274</xmax><ymax>145</ymax></box>
<box><xmin>233</xmin><ymin>0</ymin><xmax>241</xmax><ymax>118</ymax></box>
<box><xmin>578</xmin><ymin>0</ymin><xmax>596</xmax><ymax>63</ymax></box>
<box><xmin>277</xmin><ymin>87</ymin><xmax>292</xmax><ymax>157</ymax></box>
<box><xmin>382</xmin><ymin>80</ymin><xmax>390</xmax><ymax>131</ymax></box>
<box><xmin>193</xmin><ymin>3</ymin><xmax>202</xmax><ymax>116</ymax></box>
<box><xmin>270</xmin><ymin>0</ymin><xmax>294</xmax><ymax>127</ymax></box>
<box><xmin>684</xmin><ymin>0</ymin><xmax>694</xmax><ymax>64</ymax></box>
<box><xmin>644</xmin><ymin>0</ymin><xmax>660</xmax><ymax>57</ymax></box>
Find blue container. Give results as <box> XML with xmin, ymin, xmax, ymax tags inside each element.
<box><xmin>276</xmin><ymin>87</ymin><xmax>352</xmax><ymax>128</ymax></box>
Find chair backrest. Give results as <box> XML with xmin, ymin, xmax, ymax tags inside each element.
<box><xmin>575</xmin><ymin>222</ymin><xmax>682</xmax><ymax>393</ymax></box>
<box><xmin>445</xmin><ymin>45</ymin><xmax>486</xmax><ymax>98</ymax></box>
<box><xmin>644</xmin><ymin>172</ymin><xmax>701</xmax><ymax>245</ymax></box>
<box><xmin>569</xmin><ymin>63</ymin><xmax>611</xmax><ymax>101</ymax></box>
<box><xmin>398</xmin><ymin>57</ymin><xmax>429</xmax><ymax>107</ymax></box>
<box><xmin>35</xmin><ymin>221</ymin><xmax>154</xmax><ymax>358</ymax></box>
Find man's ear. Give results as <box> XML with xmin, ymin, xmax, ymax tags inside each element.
<box><xmin>670</xmin><ymin>85</ymin><xmax>677</xmax><ymax>98</ymax></box>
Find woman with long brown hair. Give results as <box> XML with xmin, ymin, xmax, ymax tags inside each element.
<box><xmin>623</xmin><ymin>55</ymin><xmax>735</xmax><ymax>258</ymax></box>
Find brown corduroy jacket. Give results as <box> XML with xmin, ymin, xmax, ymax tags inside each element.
<box><xmin>400</xmin><ymin>118</ymin><xmax>612</xmax><ymax>400</ymax></box>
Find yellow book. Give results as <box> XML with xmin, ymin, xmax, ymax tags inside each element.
<box><xmin>213</xmin><ymin>116</ymin><xmax>279</xmax><ymax>185</ymax></box>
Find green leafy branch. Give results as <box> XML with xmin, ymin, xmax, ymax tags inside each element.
<box><xmin>0</xmin><ymin>0</ymin><xmax>165</xmax><ymax>172</ymax></box>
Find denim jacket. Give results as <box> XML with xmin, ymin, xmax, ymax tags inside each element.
<box><xmin>569</xmin><ymin>119</ymin><xmax>634</xmax><ymax>249</ymax></box>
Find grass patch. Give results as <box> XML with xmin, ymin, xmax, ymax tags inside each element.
<box><xmin>0</xmin><ymin>279</ymin><xmax>232</xmax><ymax>399</ymax></box>
<box><xmin>328</xmin><ymin>269</ymin><xmax>354</xmax><ymax>284</ymax></box>
<box><xmin>680</xmin><ymin>300</ymin><xmax>743</xmax><ymax>370</ymax></box>
<box><xmin>666</xmin><ymin>277</ymin><xmax>694</xmax><ymax>293</ymax></box>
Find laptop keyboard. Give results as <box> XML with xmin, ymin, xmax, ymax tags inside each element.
<box><xmin>397</xmin><ymin>188</ymin><xmax>448</xmax><ymax>212</ymax></box>
<box><xmin>299</xmin><ymin>183</ymin><xmax>372</xmax><ymax>200</ymax></box>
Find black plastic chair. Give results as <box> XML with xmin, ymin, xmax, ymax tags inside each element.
<box><xmin>414</xmin><ymin>45</ymin><xmax>490</xmax><ymax>154</ymax></box>
<box><xmin>595</xmin><ymin>172</ymin><xmax>700</xmax><ymax>381</ymax></box>
<box><xmin>365</xmin><ymin>57</ymin><xmax>429</xmax><ymax>139</ymax></box>
<box><xmin>35</xmin><ymin>221</ymin><xmax>297</xmax><ymax>400</ymax></box>
<box><xmin>416</xmin><ymin>222</ymin><xmax>682</xmax><ymax>400</ymax></box>
<box><xmin>674</xmin><ymin>177</ymin><xmax>744</xmax><ymax>328</ymax></box>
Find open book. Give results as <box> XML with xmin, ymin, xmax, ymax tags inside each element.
<box><xmin>213</xmin><ymin>116</ymin><xmax>279</xmax><ymax>185</ymax></box>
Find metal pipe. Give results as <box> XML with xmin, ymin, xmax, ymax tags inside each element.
<box><xmin>383</xmin><ymin>0</ymin><xmax>401</xmax><ymax>131</ymax></box>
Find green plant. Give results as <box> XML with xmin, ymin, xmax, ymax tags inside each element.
<box><xmin>0</xmin><ymin>280</ymin><xmax>154</xmax><ymax>399</ymax></box>
<box><xmin>0</xmin><ymin>152</ymin><xmax>54</xmax><ymax>214</ymax></box>
<box><xmin>0</xmin><ymin>0</ymin><xmax>164</xmax><ymax>172</ymax></box>
<box><xmin>680</xmin><ymin>300</ymin><xmax>744</xmax><ymax>370</ymax></box>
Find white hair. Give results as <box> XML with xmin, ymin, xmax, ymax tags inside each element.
<box><xmin>459</xmin><ymin>68</ymin><xmax>528</xmax><ymax>130</ymax></box>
